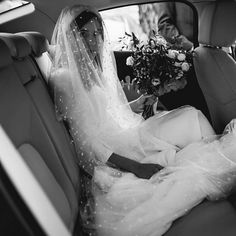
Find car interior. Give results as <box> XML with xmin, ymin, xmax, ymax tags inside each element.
<box><xmin>0</xmin><ymin>0</ymin><xmax>236</xmax><ymax>236</ymax></box>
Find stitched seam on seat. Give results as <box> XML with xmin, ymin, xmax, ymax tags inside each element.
<box><xmin>210</xmin><ymin>50</ymin><xmax>236</xmax><ymax>95</ymax></box>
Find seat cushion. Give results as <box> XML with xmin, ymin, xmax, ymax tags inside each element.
<box><xmin>18</xmin><ymin>143</ymin><xmax>72</xmax><ymax>227</ymax></box>
<box><xmin>165</xmin><ymin>200</ymin><xmax>236</xmax><ymax>236</ymax></box>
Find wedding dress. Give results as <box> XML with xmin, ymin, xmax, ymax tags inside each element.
<box><xmin>49</xmin><ymin>5</ymin><xmax>233</xmax><ymax>236</ymax></box>
<box><xmin>50</xmin><ymin>5</ymin><xmax>214</xmax><ymax>175</ymax></box>
<box><xmin>93</xmin><ymin>132</ymin><xmax>236</xmax><ymax>236</ymax></box>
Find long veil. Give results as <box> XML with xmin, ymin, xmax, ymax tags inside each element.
<box><xmin>50</xmin><ymin>5</ymin><xmax>143</xmax><ymax>175</ymax></box>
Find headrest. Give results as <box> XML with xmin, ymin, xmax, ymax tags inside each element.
<box><xmin>16</xmin><ymin>32</ymin><xmax>49</xmax><ymax>57</ymax></box>
<box><xmin>198</xmin><ymin>1</ymin><xmax>236</xmax><ymax>47</ymax></box>
<box><xmin>0</xmin><ymin>39</ymin><xmax>13</xmax><ymax>68</ymax></box>
<box><xmin>0</xmin><ymin>33</ymin><xmax>31</xmax><ymax>59</ymax></box>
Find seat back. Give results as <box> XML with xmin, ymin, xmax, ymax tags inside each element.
<box><xmin>193</xmin><ymin>1</ymin><xmax>236</xmax><ymax>133</ymax></box>
<box><xmin>0</xmin><ymin>33</ymin><xmax>81</xmax><ymax>232</ymax></box>
<box><xmin>16</xmin><ymin>31</ymin><xmax>53</xmax><ymax>83</ymax></box>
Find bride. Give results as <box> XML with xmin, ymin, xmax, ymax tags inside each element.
<box><xmin>48</xmin><ymin>5</ymin><xmax>236</xmax><ymax>236</ymax></box>
<box><xmin>50</xmin><ymin>4</ymin><xmax>214</xmax><ymax>177</ymax></box>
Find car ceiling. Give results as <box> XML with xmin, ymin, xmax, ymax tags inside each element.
<box><xmin>0</xmin><ymin>0</ymin><xmax>222</xmax><ymax>41</ymax></box>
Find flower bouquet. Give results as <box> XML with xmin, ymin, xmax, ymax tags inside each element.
<box><xmin>122</xmin><ymin>31</ymin><xmax>193</xmax><ymax>119</ymax></box>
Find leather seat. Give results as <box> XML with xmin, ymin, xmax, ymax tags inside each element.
<box><xmin>193</xmin><ymin>1</ymin><xmax>236</xmax><ymax>133</ymax></box>
<box><xmin>0</xmin><ymin>33</ymin><xmax>81</xmax><ymax>233</ymax></box>
<box><xmin>16</xmin><ymin>31</ymin><xmax>236</xmax><ymax>236</ymax></box>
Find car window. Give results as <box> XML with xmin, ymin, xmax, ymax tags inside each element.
<box><xmin>100</xmin><ymin>5</ymin><xmax>148</xmax><ymax>50</ymax></box>
<box><xmin>100</xmin><ymin>2</ymin><xmax>196</xmax><ymax>51</ymax></box>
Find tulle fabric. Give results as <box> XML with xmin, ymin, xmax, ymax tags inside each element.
<box><xmin>90</xmin><ymin>132</ymin><xmax>236</xmax><ymax>236</ymax></box>
<box><xmin>50</xmin><ymin>5</ymin><xmax>144</xmax><ymax>174</ymax></box>
<box><xmin>50</xmin><ymin>5</ymin><xmax>200</xmax><ymax>176</ymax></box>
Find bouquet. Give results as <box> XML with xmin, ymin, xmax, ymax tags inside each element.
<box><xmin>121</xmin><ymin>31</ymin><xmax>193</xmax><ymax>119</ymax></box>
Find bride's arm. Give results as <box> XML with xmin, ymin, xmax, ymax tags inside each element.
<box><xmin>92</xmin><ymin>139</ymin><xmax>162</xmax><ymax>179</ymax></box>
<box><xmin>223</xmin><ymin>119</ymin><xmax>236</xmax><ymax>134</ymax></box>
<box><xmin>129</xmin><ymin>94</ymin><xmax>156</xmax><ymax>113</ymax></box>
<box><xmin>107</xmin><ymin>153</ymin><xmax>163</xmax><ymax>179</ymax></box>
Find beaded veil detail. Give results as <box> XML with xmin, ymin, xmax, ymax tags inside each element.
<box><xmin>50</xmin><ymin>5</ymin><xmax>143</xmax><ymax>175</ymax></box>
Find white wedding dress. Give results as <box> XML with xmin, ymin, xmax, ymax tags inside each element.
<box><xmin>50</xmin><ymin>5</ymin><xmax>215</xmax><ymax>175</ymax></box>
<box><xmin>50</xmin><ymin>5</ymin><xmax>236</xmax><ymax>236</ymax></box>
<box><xmin>93</xmin><ymin>133</ymin><xmax>236</xmax><ymax>236</ymax></box>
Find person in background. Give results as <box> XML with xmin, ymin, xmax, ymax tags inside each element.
<box><xmin>156</xmin><ymin>2</ymin><xmax>233</xmax><ymax>55</ymax></box>
<box><xmin>156</xmin><ymin>2</ymin><xmax>194</xmax><ymax>51</ymax></box>
<box><xmin>155</xmin><ymin>2</ymin><xmax>214</xmax><ymax>122</ymax></box>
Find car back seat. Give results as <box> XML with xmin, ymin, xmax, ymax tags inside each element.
<box><xmin>0</xmin><ymin>34</ymin><xmax>81</xmax><ymax>233</ymax></box>
<box><xmin>13</xmin><ymin>31</ymin><xmax>236</xmax><ymax>236</ymax></box>
<box><xmin>2</xmin><ymin>30</ymin><xmax>236</xmax><ymax>236</ymax></box>
<box><xmin>193</xmin><ymin>1</ymin><xmax>236</xmax><ymax>133</ymax></box>
<box><xmin>0</xmin><ymin>32</ymin><xmax>80</xmax><ymax>190</ymax></box>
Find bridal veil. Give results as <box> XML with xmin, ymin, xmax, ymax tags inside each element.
<box><xmin>50</xmin><ymin>5</ymin><xmax>146</xmax><ymax>175</ymax></box>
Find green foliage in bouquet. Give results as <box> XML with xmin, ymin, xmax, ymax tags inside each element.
<box><xmin>124</xmin><ymin>31</ymin><xmax>193</xmax><ymax>97</ymax></box>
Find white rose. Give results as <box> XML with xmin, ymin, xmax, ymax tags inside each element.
<box><xmin>172</xmin><ymin>50</ymin><xmax>179</xmax><ymax>55</ymax></box>
<box><xmin>166</xmin><ymin>49</ymin><xmax>176</xmax><ymax>59</ymax></box>
<box><xmin>181</xmin><ymin>62</ymin><xmax>190</xmax><ymax>71</ymax></box>
<box><xmin>177</xmin><ymin>53</ymin><xmax>186</xmax><ymax>61</ymax></box>
<box><xmin>127</xmin><ymin>39</ymin><xmax>134</xmax><ymax>50</ymax></box>
<box><xmin>174</xmin><ymin>62</ymin><xmax>181</xmax><ymax>67</ymax></box>
<box><xmin>176</xmin><ymin>71</ymin><xmax>183</xmax><ymax>80</ymax></box>
<box><xmin>152</xmin><ymin>78</ymin><xmax>160</xmax><ymax>86</ymax></box>
<box><xmin>156</xmin><ymin>37</ymin><xmax>167</xmax><ymax>46</ymax></box>
<box><xmin>126</xmin><ymin>56</ymin><xmax>134</xmax><ymax>66</ymax></box>
<box><xmin>150</xmin><ymin>40</ymin><xmax>156</xmax><ymax>48</ymax></box>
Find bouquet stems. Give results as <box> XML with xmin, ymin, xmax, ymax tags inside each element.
<box><xmin>142</xmin><ymin>94</ymin><xmax>168</xmax><ymax>119</ymax></box>
<box><xmin>142</xmin><ymin>102</ymin><xmax>155</xmax><ymax>120</ymax></box>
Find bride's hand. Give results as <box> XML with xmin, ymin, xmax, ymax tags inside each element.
<box><xmin>223</xmin><ymin>119</ymin><xmax>236</xmax><ymax>134</ymax></box>
<box><xmin>133</xmin><ymin>163</ymin><xmax>164</xmax><ymax>179</ymax></box>
<box><xmin>130</xmin><ymin>94</ymin><xmax>158</xmax><ymax>114</ymax></box>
